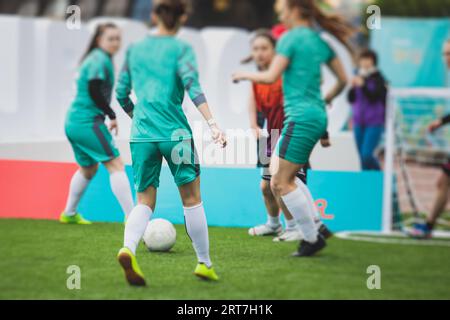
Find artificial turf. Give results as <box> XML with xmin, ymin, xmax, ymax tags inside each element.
<box><xmin>1</xmin><ymin>219</ymin><xmax>450</xmax><ymax>300</ymax></box>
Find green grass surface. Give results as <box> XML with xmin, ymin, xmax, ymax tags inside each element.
<box><xmin>1</xmin><ymin>219</ymin><xmax>450</xmax><ymax>300</ymax></box>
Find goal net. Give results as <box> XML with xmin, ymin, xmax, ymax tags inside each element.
<box><xmin>383</xmin><ymin>88</ymin><xmax>450</xmax><ymax>234</ymax></box>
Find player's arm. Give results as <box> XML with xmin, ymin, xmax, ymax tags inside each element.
<box><xmin>361</xmin><ymin>73</ymin><xmax>387</xmax><ymax>103</ymax></box>
<box><xmin>196</xmin><ymin>103</ymin><xmax>227</xmax><ymax>148</ymax></box>
<box><xmin>248</xmin><ymin>87</ymin><xmax>262</xmax><ymax>139</ymax></box>
<box><xmin>324</xmin><ymin>57</ymin><xmax>348</xmax><ymax>105</ymax></box>
<box><xmin>87</xmin><ymin>55</ymin><xmax>119</xmax><ymax>134</ymax></box>
<box><xmin>347</xmin><ymin>86</ymin><xmax>357</xmax><ymax>103</ymax></box>
<box><xmin>320</xmin><ymin>130</ymin><xmax>331</xmax><ymax>148</ymax></box>
<box><xmin>178</xmin><ymin>45</ymin><xmax>227</xmax><ymax>148</ymax></box>
<box><xmin>89</xmin><ymin>79</ymin><xmax>118</xmax><ymax>135</ymax></box>
<box><xmin>429</xmin><ymin>114</ymin><xmax>450</xmax><ymax>132</ymax></box>
<box><xmin>232</xmin><ymin>55</ymin><xmax>288</xmax><ymax>84</ymax></box>
<box><xmin>88</xmin><ymin>80</ymin><xmax>116</xmax><ymax>120</ymax></box>
<box><xmin>116</xmin><ymin>47</ymin><xmax>135</xmax><ymax>119</ymax></box>
<box><xmin>442</xmin><ymin>115</ymin><xmax>450</xmax><ymax>126</ymax></box>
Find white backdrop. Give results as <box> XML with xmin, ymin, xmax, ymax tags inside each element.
<box><xmin>0</xmin><ymin>15</ymin><xmax>360</xmax><ymax>170</ymax></box>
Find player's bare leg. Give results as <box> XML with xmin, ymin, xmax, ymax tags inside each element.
<box><xmin>411</xmin><ymin>172</ymin><xmax>450</xmax><ymax>239</ymax></box>
<box><xmin>429</xmin><ymin>172</ymin><xmax>450</xmax><ymax>227</ymax></box>
<box><xmin>249</xmin><ymin>179</ymin><xmax>283</xmax><ymax>236</ymax></box>
<box><xmin>270</xmin><ymin>156</ymin><xmax>326</xmax><ymax>257</ymax></box>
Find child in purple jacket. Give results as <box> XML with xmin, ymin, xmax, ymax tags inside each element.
<box><xmin>348</xmin><ymin>49</ymin><xmax>387</xmax><ymax>171</ymax></box>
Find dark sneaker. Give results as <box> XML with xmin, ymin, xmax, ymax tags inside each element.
<box><xmin>318</xmin><ymin>224</ymin><xmax>333</xmax><ymax>239</ymax></box>
<box><xmin>408</xmin><ymin>223</ymin><xmax>432</xmax><ymax>240</ymax></box>
<box><xmin>292</xmin><ymin>235</ymin><xmax>326</xmax><ymax>257</ymax></box>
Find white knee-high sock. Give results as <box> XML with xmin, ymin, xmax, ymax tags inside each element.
<box><xmin>64</xmin><ymin>170</ymin><xmax>91</xmax><ymax>216</ymax></box>
<box><xmin>295</xmin><ymin>177</ymin><xmax>321</xmax><ymax>223</ymax></box>
<box><xmin>267</xmin><ymin>215</ymin><xmax>281</xmax><ymax>228</ymax></box>
<box><xmin>110</xmin><ymin>171</ymin><xmax>134</xmax><ymax>219</ymax></box>
<box><xmin>281</xmin><ymin>187</ymin><xmax>318</xmax><ymax>243</ymax></box>
<box><xmin>124</xmin><ymin>204</ymin><xmax>153</xmax><ymax>254</ymax></box>
<box><xmin>184</xmin><ymin>202</ymin><xmax>212</xmax><ymax>267</ymax></box>
<box><xmin>285</xmin><ymin>217</ymin><xmax>298</xmax><ymax>231</ymax></box>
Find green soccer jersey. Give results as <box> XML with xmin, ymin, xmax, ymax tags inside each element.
<box><xmin>66</xmin><ymin>48</ymin><xmax>115</xmax><ymax>124</ymax></box>
<box><xmin>276</xmin><ymin>27</ymin><xmax>336</xmax><ymax>122</ymax></box>
<box><xmin>116</xmin><ymin>35</ymin><xmax>206</xmax><ymax>142</ymax></box>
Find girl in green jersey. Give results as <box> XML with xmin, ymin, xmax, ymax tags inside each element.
<box><xmin>61</xmin><ymin>23</ymin><xmax>134</xmax><ymax>225</ymax></box>
<box><xmin>233</xmin><ymin>0</ymin><xmax>351</xmax><ymax>257</ymax></box>
<box><xmin>116</xmin><ymin>0</ymin><xmax>226</xmax><ymax>286</ymax></box>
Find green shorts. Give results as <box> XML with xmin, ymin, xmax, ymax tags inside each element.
<box><xmin>65</xmin><ymin>116</ymin><xmax>120</xmax><ymax>167</ymax></box>
<box><xmin>275</xmin><ymin>109</ymin><xmax>327</xmax><ymax>165</ymax></box>
<box><xmin>130</xmin><ymin>139</ymin><xmax>200</xmax><ymax>192</ymax></box>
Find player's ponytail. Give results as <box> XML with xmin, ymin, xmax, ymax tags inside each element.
<box><xmin>287</xmin><ymin>0</ymin><xmax>355</xmax><ymax>55</ymax></box>
<box><xmin>153</xmin><ymin>0</ymin><xmax>189</xmax><ymax>30</ymax></box>
<box><xmin>80</xmin><ymin>23</ymin><xmax>118</xmax><ymax>63</ymax></box>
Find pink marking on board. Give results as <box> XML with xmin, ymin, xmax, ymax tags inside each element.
<box><xmin>315</xmin><ymin>199</ymin><xmax>334</xmax><ymax>220</ymax></box>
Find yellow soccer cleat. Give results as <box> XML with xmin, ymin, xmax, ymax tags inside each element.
<box><xmin>194</xmin><ymin>263</ymin><xmax>219</xmax><ymax>281</ymax></box>
<box><xmin>59</xmin><ymin>212</ymin><xmax>92</xmax><ymax>225</ymax></box>
<box><xmin>117</xmin><ymin>247</ymin><xmax>146</xmax><ymax>287</ymax></box>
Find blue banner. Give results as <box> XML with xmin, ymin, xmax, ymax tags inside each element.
<box><xmin>78</xmin><ymin>166</ymin><xmax>383</xmax><ymax>232</ymax></box>
<box><xmin>371</xmin><ymin>18</ymin><xmax>450</xmax><ymax>87</ymax></box>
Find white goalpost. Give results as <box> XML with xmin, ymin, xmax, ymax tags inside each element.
<box><xmin>383</xmin><ymin>87</ymin><xmax>450</xmax><ymax>234</ymax></box>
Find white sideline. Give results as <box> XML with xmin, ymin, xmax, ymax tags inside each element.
<box><xmin>336</xmin><ymin>231</ymin><xmax>450</xmax><ymax>247</ymax></box>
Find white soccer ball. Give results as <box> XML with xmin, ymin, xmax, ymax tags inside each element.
<box><xmin>143</xmin><ymin>219</ymin><xmax>177</xmax><ymax>252</ymax></box>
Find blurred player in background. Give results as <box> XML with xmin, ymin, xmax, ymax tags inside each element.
<box><xmin>244</xmin><ymin>29</ymin><xmax>331</xmax><ymax>242</ymax></box>
<box><xmin>410</xmin><ymin>39</ymin><xmax>450</xmax><ymax>239</ymax></box>
<box><xmin>233</xmin><ymin>0</ymin><xmax>350</xmax><ymax>257</ymax></box>
<box><xmin>244</xmin><ymin>29</ymin><xmax>303</xmax><ymax>241</ymax></box>
<box><xmin>115</xmin><ymin>0</ymin><xmax>227</xmax><ymax>286</ymax></box>
<box><xmin>61</xmin><ymin>23</ymin><xmax>134</xmax><ymax>225</ymax></box>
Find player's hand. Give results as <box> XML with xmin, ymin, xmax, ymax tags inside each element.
<box><xmin>428</xmin><ymin>119</ymin><xmax>442</xmax><ymax>132</ymax></box>
<box><xmin>232</xmin><ymin>72</ymin><xmax>248</xmax><ymax>83</ymax></box>
<box><xmin>210</xmin><ymin>124</ymin><xmax>227</xmax><ymax>148</ymax></box>
<box><xmin>251</xmin><ymin>125</ymin><xmax>263</xmax><ymax>139</ymax></box>
<box><xmin>352</xmin><ymin>76</ymin><xmax>364</xmax><ymax>87</ymax></box>
<box><xmin>109</xmin><ymin>119</ymin><xmax>119</xmax><ymax>136</ymax></box>
<box><xmin>320</xmin><ymin>138</ymin><xmax>331</xmax><ymax>148</ymax></box>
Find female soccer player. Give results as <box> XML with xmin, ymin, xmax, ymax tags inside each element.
<box><xmin>115</xmin><ymin>0</ymin><xmax>227</xmax><ymax>286</ymax></box>
<box><xmin>410</xmin><ymin>39</ymin><xmax>450</xmax><ymax>239</ymax></box>
<box><xmin>246</xmin><ymin>29</ymin><xmax>333</xmax><ymax>242</ymax></box>
<box><xmin>61</xmin><ymin>23</ymin><xmax>134</xmax><ymax>225</ymax></box>
<box><xmin>245</xmin><ymin>30</ymin><xmax>302</xmax><ymax>242</ymax></box>
<box><xmin>233</xmin><ymin>0</ymin><xmax>350</xmax><ymax>257</ymax></box>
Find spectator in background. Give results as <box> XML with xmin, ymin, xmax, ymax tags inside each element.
<box><xmin>16</xmin><ymin>0</ymin><xmax>39</xmax><ymax>16</ymax></box>
<box><xmin>271</xmin><ymin>0</ymin><xmax>286</xmax><ymax>39</ymax></box>
<box><xmin>7</xmin><ymin>0</ymin><xmax>65</xmax><ymax>17</ymax></box>
<box><xmin>36</xmin><ymin>0</ymin><xmax>55</xmax><ymax>16</ymax></box>
<box><xmin>68</xmin><ymin>0</ymin><xmax>130</xmax><ymax>20</ymax></box>
<box><xmin>348</xmin><ymin>49</ymin><xmax>387</xmax><ymax>171</ymax></box>
<box><xmin>40</xmin><ymin>0</ymin><xmax>70</xmax><ymax>19</ymax></box>
<box><xmin>0</xmin><ymin>0</ymin><xmax>23</xmax><ymax>14</ymax></box>
<box><xmin>101</xmin><ymin>0</ymin><xmax>133</xmax><ymax>18</ymax></box>
<box><xmin>410</xmin><ymin>39</ymin><xmax>450</xmax><ymax>239</ymax></box>
<box><xmin>131</xmin><ymin>0</ymin><xmax>153</xmax><ymax>22</ymax></box>
<box><xmin>67</xmin><ymin>0</ymin><xmax>99</xmax><ymax>20</ymax></box>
